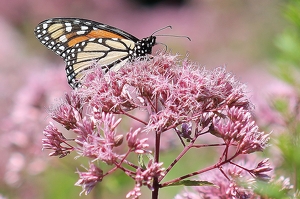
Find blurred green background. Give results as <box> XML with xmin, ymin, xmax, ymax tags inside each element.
<box><xmin>0</xmin><ymin>0</ymin><xmax>295</xmax><ymax>198</ymax></box>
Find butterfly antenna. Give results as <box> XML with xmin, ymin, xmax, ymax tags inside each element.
<box><xmin>151</xmin><ymin>26</ymin><xmax>172</xmax><ymax>36</ymax></box>
<box><xmin>155</xmin><ymin>34</ymin><xmax>191</xmax><ymax>41</ymax></box>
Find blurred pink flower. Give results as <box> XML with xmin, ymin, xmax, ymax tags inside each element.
<box><xmin>0</xmin><ymin>65</ymin><xmax>68</xmax><ymax>185</ymax></box>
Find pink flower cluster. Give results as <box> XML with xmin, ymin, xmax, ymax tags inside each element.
<box><xmin>212</xmin><ymin>106</ymin><xmax>270</xmax><ymax>154</ymax></box>
<box><xmin>126</xmin><ymin>161</ymin><xmax>165</xmax><ymax>199</ymax></box>
<box><xmin>42</xmin><ymin>54</ymin><xmax>271</xmax><ymax>198</ymax></box>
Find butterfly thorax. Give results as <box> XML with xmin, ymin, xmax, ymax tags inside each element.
<box><xmin>130</xmin><ymin>36</ymin><xmax>156</xmax><ymax>59</ymax></box>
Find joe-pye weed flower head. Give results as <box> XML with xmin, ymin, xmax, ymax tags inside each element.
<box><xmin>42</xmin><ymin>53</ymin><xmax>271</xmax><ymax>198</ymax></box>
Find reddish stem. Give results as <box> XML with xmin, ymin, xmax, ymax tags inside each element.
<box><xmin>160</xmin><ymin>152</ymin><xmax>240</xmax><ymax>187</ymax></box>
<box><xmin>120</xmin><ymin>110</ymin><xmax>148</xmax><ymax>125</ymax></box>
<box><xmin>159</xmin><ymin>138</ymin><xmax>196</xmax><ymax>182</ymax></box>
<box><xmin>105</xmin><ymin>150</ymin><xmax>132</xmax><ymax>177</ymax></box>
<box><xmin>152</xmin><ymin>131</ymin><xmax>161</xmax><ymax>199</ymax></box>
<box><xmin>192</xmin><ymin>143</ymin><xmax>226</xmax><ymax>148</ymax></box>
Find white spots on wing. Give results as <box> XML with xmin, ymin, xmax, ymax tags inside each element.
<box><xmin>66</xmin><ymin>26</ymin><xmax>72</xmax><ymax>32</ymax></box>
<box><xmin>42</xmin><ymin>23</ymin><xmax>48</xmax><ymax>29</ymax></box>
<box><xmin>76</xmin><ymin>30</ymin><xmax>85</xmax><ymax>35</ymax></box>
<box><xmin>59</xmin><ymin>35</ymin><xmax>68</xmax><ymax>42</ymax></box>
<box><xmin>81</xmin><ymin>26</ymin><xmax>89</xmax><ymax>30</ymax></box>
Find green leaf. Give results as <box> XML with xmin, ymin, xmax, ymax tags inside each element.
<box><xmin>166</xmin><ymin>180</ymin><xmax>215</xmax><ymax>187</ymax></box>
<box><xmin>138</xmin><ymin>154</ymin><xmax>154</xmax><ymax>170</ymax></box>
<box><xmin>138</xmin><ymin>154</ymin><xmax>146</xmax><ymax>170</ymax></box>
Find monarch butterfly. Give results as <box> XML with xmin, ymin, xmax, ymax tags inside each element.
<box><xmin>34</xmin><ymin>18</ymin><xmax>157</xmax><ymax>89</ymax></box>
